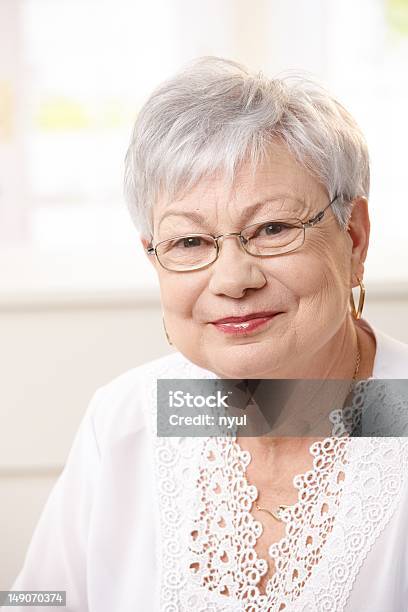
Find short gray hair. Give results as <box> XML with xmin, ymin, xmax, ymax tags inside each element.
<box><xmin>124</xmin><ymin>56</ymin><xmax>370</xmax><ymax>237</ymax></box>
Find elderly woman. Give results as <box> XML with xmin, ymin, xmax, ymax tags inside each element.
<box><xmin>11</xmin><ymin>57</ymin><xmax>408</xmax><ymax>612</ymax></box>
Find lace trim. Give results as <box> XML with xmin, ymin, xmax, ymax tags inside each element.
<box><xmin>146</xmin><ymin>354</ymin><xmax>408</xmax><ymax>611</ymax></box>
<box><xmin>300</xmin><ymin>436</ymin><xmax>408</xmax><ymax>611</ymax></box>
<box><xmin>185</xmin><ymin>435</ymin><xmax>349</xmax><ymax>610</ymax></box>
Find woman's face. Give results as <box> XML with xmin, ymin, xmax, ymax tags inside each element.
<box><xmin>143</xmin><ymin>144</ymin><xmax>368</xmax><ymax>378</ymax></box>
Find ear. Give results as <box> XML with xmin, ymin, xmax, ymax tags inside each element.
<box><xmin>346</xmin><ymin>196</ymin><xmax>370</xmax><ymax>287</ymax></box>
<box><xmin>140</xmin><ymin>236</ymin><xmax>157</xmax><ymax>269</ymax></box>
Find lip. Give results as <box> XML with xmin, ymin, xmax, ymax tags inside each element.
<box><xmin>210</xmin><ymin>311</ymin><xmax>282</xmax><ymax>335</ymax></box>
<box><xmin>211</xmin><ymin>310</ymin><xmax>280</xmax><ymax>324</ymax></box>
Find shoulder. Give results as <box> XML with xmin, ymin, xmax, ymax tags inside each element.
<box><xmin>94</xmin><ymin>349</ymin><xmax>211</xmax><ymax>403</ymax></box>
<box><xmin>372</xmin><ymin>326</ymin><xmax>408</xmax><ymax>378</ymax></box>
<box><xmin>86</xmin><ymin>351</ymin><xmax>214</xmax><ymax>451</ymax></box>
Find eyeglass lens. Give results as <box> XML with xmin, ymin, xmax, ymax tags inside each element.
<box><xmin>156</xmin><ymin>220</ymin><xmax>305</xmax><ymax>271</ymax></box>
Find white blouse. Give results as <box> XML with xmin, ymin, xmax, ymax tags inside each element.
<box><xmin>10</xmin><ymin>320</ymin><xmax>408</xmax><ymax>611</ymax></box>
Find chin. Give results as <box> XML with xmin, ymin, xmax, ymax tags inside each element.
<box><xmin>207</xmin><ymin>344</ymin><xmax>282</xmax><ymax>379</ymax></box>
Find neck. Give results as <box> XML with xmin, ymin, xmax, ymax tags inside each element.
<box><xmin>237</xmin><ymin>318</ymin><xmax>376</xmax><ymax>455</ymax></box>
<box><xmin>269</xmin><ymin>316</ymin><xmax>360</xmax><ymax>380</ymax></box>
<box><xmin>240</xmin><ymin>435</ymin><xmax>320</xmax><ymax>463</ymax></box>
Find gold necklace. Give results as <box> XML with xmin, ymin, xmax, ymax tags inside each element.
<box><xmin>254</xmin><ymin>333</ymin><xmax>361</xmax><ymax>523</ymax></box>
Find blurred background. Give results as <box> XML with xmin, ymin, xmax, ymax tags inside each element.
<box><xmin>1</xmin><ymin>0</ymin><xmax>408</xmax><ymax>589</ymax></box>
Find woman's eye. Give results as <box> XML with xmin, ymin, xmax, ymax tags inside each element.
<box><xmin>174</xmin><ymin>236</ymin><xmax>202</xmax><ymax>248</ymax></box>
<box><xmin>265</xmin><ymin>223</ymin><xmax>283</xmax><ymax>235</ymax></box>
<box><xmin>258</xmin><ymin>222</ymin><xmax>287</xmax><ymax>236</ymax></box>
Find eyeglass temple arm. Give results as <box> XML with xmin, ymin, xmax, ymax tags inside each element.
<box><xmin>303</xmin><ymin>194</ymin><xmax>339</xmax><ymax>228</ymax></box>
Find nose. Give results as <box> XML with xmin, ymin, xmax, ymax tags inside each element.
<box><xmin>208</xmin><ymin>234</ymin><xmax>267</xmax><ymax>298</ymax></box>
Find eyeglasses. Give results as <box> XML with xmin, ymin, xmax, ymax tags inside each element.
<box><xmin>147</xmin><ymin>195</ymin><xmax>339</xmax><ymax>272</ymax></box>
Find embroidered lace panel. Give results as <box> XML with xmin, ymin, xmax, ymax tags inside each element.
<box><xmin>186</xmin><ymin>435</ymin><xmax>350</xmax><ymax>611</ymax></box>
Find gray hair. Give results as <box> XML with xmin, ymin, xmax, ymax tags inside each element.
<box><xmin>124</xmin><ymin>56</ymin><xmax>370</xmax><ymax>237</ymax></box>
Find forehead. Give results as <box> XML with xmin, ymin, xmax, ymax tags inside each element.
<box><xmin>153</xmin><ymin>144</ymin><xmax>326</xmax><ymax>234</ymax></box>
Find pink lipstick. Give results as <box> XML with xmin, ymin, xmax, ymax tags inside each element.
<box><xmin>211</xmin><ymin>311</ymin><xmax>281</xmax><ymax>335</ymax></box>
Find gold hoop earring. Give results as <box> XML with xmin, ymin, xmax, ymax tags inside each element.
<box><xmin>350</xmin><ymin>277</ymin><xmax>365</xmax><ymax>320</ymax></box>
<box><xmin>162</xmin><ymin>317</ymin><xmax>173</xmax><ymax>346</ymax></box>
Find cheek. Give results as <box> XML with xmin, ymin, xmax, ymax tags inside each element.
<box><xmin>278</xmin><ymin>238</ymin><xmax>351</xmax><ymax>307</ymax></box>
<box><xmin>314</xmin><ymin>227</ymin><xmax>352</xmax><ymax>272</ymax></box>
<box><xmin>158</xmin><ymin>273</ymin><xmax>202</xmax><ymax>317</ymax></box>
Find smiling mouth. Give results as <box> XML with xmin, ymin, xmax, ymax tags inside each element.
<box><xmin>210</xmin><ymin>312</ymin><xmax>283</xmax><ymax>335</ymax></box>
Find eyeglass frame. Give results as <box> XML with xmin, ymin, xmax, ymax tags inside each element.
<box><xmin>146</xmin><ymin>194</ymin><xmax>340</xmax><ymax>272</ymax></box>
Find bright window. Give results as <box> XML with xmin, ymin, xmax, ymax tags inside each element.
<box><xmin>1</xmin><ymin>0</ymin><xmax>407</xmax><ymax>295</ymax></box>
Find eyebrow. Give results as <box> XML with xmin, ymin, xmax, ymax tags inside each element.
<box><xmin>157</xmin><ymin>194</ymin><xmax>304</xmax><ymax>231</ymax></box>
